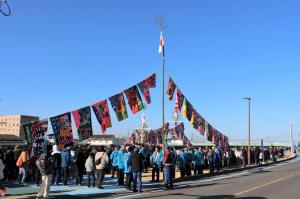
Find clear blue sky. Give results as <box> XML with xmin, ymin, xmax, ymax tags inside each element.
<box><xmin>1</xmin><ymin>0</ymin><xmax>300</xmax><ymax>143</ymax></box>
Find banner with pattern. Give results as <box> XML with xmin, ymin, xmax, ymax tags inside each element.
<box><xmin>167</xmin><ymin>76</ymin><xmax>176</xmax><ymax>101</ymax></box>
<box><xmin>109</xmin><ymin>92</ymin><xmax>128</xmax><ymax>121</ymax></box>
<box><xmin>72</xmin><ymin>106</ymin><xmax>93</xmax><ymax>141</ymax></box>
<box><xmin>92</xmin><ymin>99</ymin><xmax>112</xmax><ymax>134</ymax></box>
<box><xmin>50</xmin><ymin>112</ymin><xmax>73</xmax><ymax>150</ymax></box>
<box><xmin>137</xmin><ymin>73</ymin><xmax>156</xmax><ymax>104</ymax></box>
<box><xmin>124</xmin><ymin>85</ymin><xmax>144</xmax><ymax>114</ymax></box>
<box><xmin>22</xmin><ymin>122</ymin><xmax>34</xmax><ymax>145</ymax></box>
<box><xmin>31</xmin><ymin>119</ymin><xmax>48</xmax><ymax>158</ymax></box>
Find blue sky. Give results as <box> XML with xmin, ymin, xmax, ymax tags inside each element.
<box><xmin>1</xmin><ymin>0</ymin><xmax>300</xmax><ymax>143</ymax></box>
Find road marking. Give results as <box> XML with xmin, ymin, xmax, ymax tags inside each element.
<box><xmin>234</xmin><ymin>172</ymin><xmax>300</xmax><ymax>196</ymax></box>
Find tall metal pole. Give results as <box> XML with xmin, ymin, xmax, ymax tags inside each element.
<box><xmin>248</xmin><ymin>99</ymin><xmax>251</xmax><ymax>166</ymax></box>
<box><xmin>244</xmin><ymin>97</ymin><xmax>251</xmax><ymax>166</ymax></box>
<box><xmin>162</xmin><ymin>56</ymin><xmax>166</xmax><ymax>146</ymax></box>
<box><xmin>155</xmin><ymin>16</ymin><xmax>166</xmax><ymax>148</ymax></box>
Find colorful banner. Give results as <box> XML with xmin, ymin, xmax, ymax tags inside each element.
<box><xmin>92</xmin><ymin>99</ymin><xmax>112</xmax><ymax>134</ymax></box>
<box><xmin>148</xmin><ymin>130</ymin><xmax>158</xmax><ymax>145</ymax></box>
<box><xmin>124</xmin><ymin>85</ymin><xmax>144</xmax><ymax>114</ymax></box>
<box><xmin>175</xmin><ymin>89</ymin><xmax>185</xmax><ymax>112</ymax></box>
<box><xmin>207</xmin><ymin>123</ymin><xmax>213</xmax><ymax>142</ymax></box>
<box><xmin>183</xmin><ymin>135</ymin><xmax>193</xmax><ymax>149</ymax></box>
<box><xmin>170</xmin><ymin>122</ymin><xmax>184</xmax><ymax>140</ymax></box>
<box><xmin>156</xmin><ymin>129</ymin><xmax>163</xmax><ymax>145</ymax></box>
<box><xmin>31</xmin><ymin>120</ymin><xmax>48</xmax><ymax>158</ymax></box>
<box><xmin>167</xmin><ymin>76</ymin><xmax>176</xmax><ymax>101</ymax></box>
<box><xmin>137</xmin><ymin>73</ymin><xmax>156</xmax><ymax>104</ymax></box>
<box><xmin>50</xmin><ymin>112</ymin><xmax>73</xmax><ymax>150</ymax></box>
<box><xmin>109</xmin><ymin>92</ymin><xmax>128</xmax><ymax>121</ymax></box>
<box><xmin>72</xmin><ymin>106</ymin><xmax>93</xmax><ymax>141</ymax></box>
<box><xmin>186</xmin><ymin>100</ymin><xmax>194</xmax><ymax>121</ymax></box>
<box><xmin>22</xmin><ymin>122</ymin><xmax>34</xmax><ymax>145</ymax></box>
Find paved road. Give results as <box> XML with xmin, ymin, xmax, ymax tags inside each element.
<box><xmin>8</xmin><ymin>156</ymin><xmax>299</xmax><ymax>199</ymax></box>
<box><xmin>107</xmin><ymin>156</ymin><xmax>300</xmax><ymax>199</ymax></box>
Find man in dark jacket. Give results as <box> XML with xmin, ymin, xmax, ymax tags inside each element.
<box><xmin>61</xmin><ymin>145</ymin><xmax>71</xmax><ymax>185</ymax></box>
<box><xmin>75</xmin><ymin>147</ymin><xmax>85</xmax><ymax>186</ymax></box>
<box><xmin>36</xmin><ymin>145</ymin><xmax>54</xmax><ymax>199</ymax></box>
<box><xmin>131</xmin><ymin>148</ymin><xmax>144</xmax><ymax>193</ymax></box>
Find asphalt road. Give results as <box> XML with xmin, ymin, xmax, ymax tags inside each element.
<box><xmin>108</xmin><ymin>156</ymin><xmax>300</xmax><ymax>199</ymax></box>
<box><xmin>14</xmin><ymin>156</ymin><xmax>299</xmax><ymax>199</ymax></box>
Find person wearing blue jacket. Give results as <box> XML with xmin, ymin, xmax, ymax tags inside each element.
<box><xmin>110</xmin><ymin>146</ymin><xmax>119</xmax><ymax>178</ymax></box>
<box><xmin>61</xmin><ymin>145</ymin><xmax>71</xmax><ymax>185</ymax></box>
<box><xmin>123</xmin><ymin>146</ymin><xmax>133</xmax><ymax>190</ymax></box>
<box><xmin>177</xmin><ymin>148</ymin><xmax>186</xmax><ymax>179</ymax></box>
<box><xmin>150</xmin><ymin>146</ymin><xmax>163</xmax><ymax>182</ymax></box>
<box><xmin>214</xmin><ymin>148</ymin><xmax>221</xmax><ymax>171</ymax></box>
<box><xmin>116</xmin><ymin>145</ymin><xmax>125</xmax><ymax>185</ymax></box>
<box><xmin>194</xmin><ymin>147</ymin><xmax>205</xmax><ymax>175</ymax></box>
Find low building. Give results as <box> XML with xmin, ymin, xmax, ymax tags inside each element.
<box><xmin>0</xmin><ymin>115</ymin><xmax>39</xmax><ymax>139</ymax></box>
<box><xmin>0</xmin><ymin>134</ymin><xmax>24</xmax><ymax>146</ymax></box>
<box><xmin>81</xmin><ymin>135</ymin><xmax>116</xmax><ymax>146</ymax></box>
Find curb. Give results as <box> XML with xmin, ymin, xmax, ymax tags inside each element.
<box><xmin>172</xmin><ymin>154</ymin><xmax>297</xmax><ymax>183</ymax></box>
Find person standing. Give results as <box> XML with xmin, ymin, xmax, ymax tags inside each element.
<box><xmin>116</xmin><ymin>145</ymin><xmax>125</xmax><ymax>185</ymax></box>
<box><xmin>110</xmin><ymin>146</ymin><xmax>119</xmax><ymax>178</ymax></box>
<box><xmin>131</xmin><ymin>148</ymin><xmax>144</xmax><ymax>193</ymax></box>
<box><xmin>194</xmin><ymin>147</ymin><xmax>205</xmax><ymax>175</ymax></box>
<box><xmin>214</xmin><ymin>148</ymin><xmax>221</xmax><ymax>171</ymax></box>
<box><xmin>123</xmin><ymin>146</ymin><xmax>133</xmax><ymax>190</ymax></box>
<box><xmin>177</xmin><ymin>148</ymin><xmax>186</xmax><ymax>179</ymax></box>
<box><xmin>150</xmin><ymin>146</ymin><xmax>163</xmax><ymax>182</ymax></box>
<box><xmin>85</xmin><ymin>152</ymin><xmax>95</xmax><ymax>188</ymax></box>
<box><xmin>61</xmin><ymin>145</ymin><xmax>71</xmax><ymax>186</ymax></box>
<box><xmin>185</xmin><ymin>148</ymin><xmax>193</xmax><ymax>177</ymax></box>
<box><xmin>36</xmin><ymin>145</ymin><xmax>55</xmax><ymax>199</ymax></box>
<box><xmin>16</xmin><ymin>148</ymin><xmax>29</xmax><ymax>184</ymax></box>
<box><xmin>207</xmin><ymin>147</ymin><xmax>214</xmax><ymax>173</ymax></box>
<box><xmin>51</xmin><ymin>145</ymin><xmax>61</xmax><ymax>186</ymax></box>
<box><xmin>95</xmin><ymin>146</ymin><xmax>109</xmax><ymax>189</ymax></box>
<box><xmin>0</xmin><ymin>157</ymin><xmax>6</xmax><ymax>197</ymax></box>
<box><xmin>75</xmin><ymin>147</ymin><xmax>85</xmax><ymax>186</ymax></box>
<box><xmin>163</xmin><ymin>147</ymin><xmax>175</xmax><ymax>190</ymax></box>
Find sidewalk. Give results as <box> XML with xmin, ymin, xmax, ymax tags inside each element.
<box><xmin>4</xmin><ymin>155</ymin><xmax>295</xmax><ymax>199</ymax></box>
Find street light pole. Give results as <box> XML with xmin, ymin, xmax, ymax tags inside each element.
<box><xmin>289</xmin><ymin>113</ymin><xmax>300</xmax><ymax>155</ymax></box>
<box><xmin>244</xmin><ymin>97</ymin><xmax>251</xmax><ymax>166</ymax></box>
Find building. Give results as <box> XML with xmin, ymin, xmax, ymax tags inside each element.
<box><xmin>0</xmin><ymin>115</ymin><xmax>39</xmax><ymax>139</ymax></box>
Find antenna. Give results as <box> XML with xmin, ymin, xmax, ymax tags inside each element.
<box><xmin>155</xmin><ymin>16</ymin><xmax>166</xmax><ymax>31</ymax></box>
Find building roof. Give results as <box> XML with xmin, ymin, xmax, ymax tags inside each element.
<box><xmin>0</xmin><ymin>134</ymin><xmax>23</xmax><ymax>141</ymax></box>
<box><xmin>91</xmin><ymin>134</ymin><xmax>115</xmax><ymax>139</ymax></box>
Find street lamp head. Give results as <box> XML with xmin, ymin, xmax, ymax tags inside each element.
<box><xmin>244</xmin><ymin>97</ymin><xmax>251</xmax><ymax>100</ymax></box>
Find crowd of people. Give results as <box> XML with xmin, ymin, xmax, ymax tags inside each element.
<box><xmin>0</xmin><ymin>143</ymin><xmax>288</xmax><ymax>198</ymax></box>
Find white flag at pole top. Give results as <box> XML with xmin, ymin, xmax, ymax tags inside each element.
<box><xmin>158</xmin><ymin>32</ymin><xmax>165</xmax><ymax>57</ymax></box>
